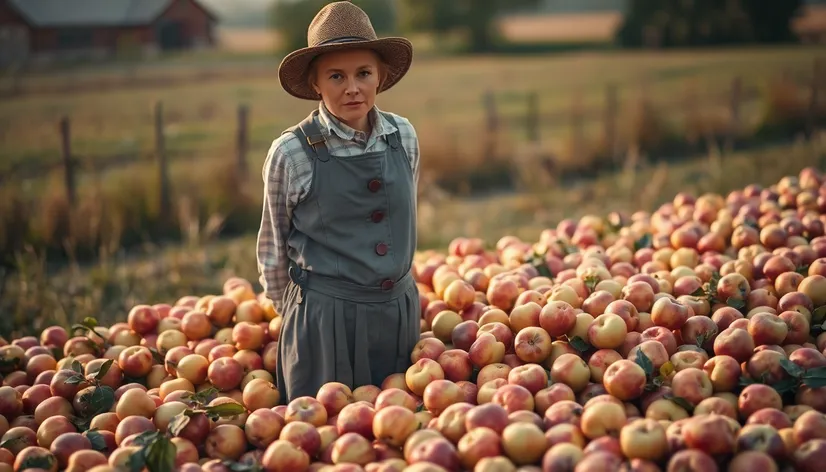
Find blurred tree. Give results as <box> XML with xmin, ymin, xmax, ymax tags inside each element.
<box><xmin>271</xmin><ymin>0</ymin><xmax>397</xmax><ymax>55</ymax></box>
<box><xmin>616</xmin><ymin>0</ymin><xmax>804</xmax><ymax>48</ymax></box>
<box><xmin>397</xmin><ymin>0</ymin><xmax>542</xmax><ymax>52</ymax></box>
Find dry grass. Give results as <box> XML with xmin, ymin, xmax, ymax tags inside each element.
<box><xmin>4</xmin><ymin>137</ymin><xmax>824</xmax><ymax>338</ymax></box>
<box><xmin>1</xmin><ymin>46</ymin><xmax>824</xmax><ymax>268</ymax></box>
<box><xmin>498</xmin><ymin>12</ymin><xmax>622</xmax><ymax>43</ymax></box>
<box><xmin>216</xmin><ymin>27</ymin><xmax>282</xmax><ymax>53</ymax></box>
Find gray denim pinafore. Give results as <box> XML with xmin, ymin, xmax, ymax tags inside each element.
<box><xmin>275</xmin><ymin>109</ymin><xmax>421</xmax><ymax>403</ymax></box>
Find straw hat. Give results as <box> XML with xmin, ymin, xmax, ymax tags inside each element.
<box><xmin>278</xmin><ymin>1</ymin><xmax>414</xmax><ymax>100</ymax></box>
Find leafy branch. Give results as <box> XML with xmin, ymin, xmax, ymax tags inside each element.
<box><xmin>663</xmin><ymin>393</ymin><xmax>695</xmax><ymax>413</ymax></box>
<box><xmin>529</xmin><ymin>248</ymin><xmax>553</xmax><ymax>279</ymax></box>
<box><xmin>65</xmin><ymin>358</ymin><xmax>116</xmax><ymax>431</ymax></box>
<box><xmin>167</xmin><ymin>401</ymin><xmax>247</xmax><ymax>438</ymax></box>
<box><xmin>179</xmin><ymin>387</ymin><xmax>220</xmax><ymax>408</ymax></box>
<box><xmin>126</xmin><ymin>431</ymin><xmax>176</xmax><ymax>472</ymax></box>
<box><xmin>130</xmin><ymin>401</ymin><xmax>247</xmax><ymax>472</ymax></box>
<box><xmin>695</xmin><ymin>328</ymin><xmax>718</xmax><ymax>349</ymax></box>
<box><xmin>567</xmin><ymin>336</ymin><xmax>591</xmax><ymax>354</ymax></box>
<box><xmin>583</xmin><ymin>275</ymin><xmax>599</xmax><ymax>294</ymax></box>
<box><xmin>739</xmin><ymin>359</ymin><xmax>826</xmax><ymax>395</ymax></box>
<box><xmin>636</xmin><ymin>350</ymin><xmax>672</xmax><ymax>391</ymax></box>
<box><xmin>70</xmin><ymin>316</ymin><xmax>110</xmax><ymax>356</ymax></box>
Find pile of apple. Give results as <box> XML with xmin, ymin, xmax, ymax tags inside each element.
<box><xmin>2</xmin><ymin>167</ymin><xmax>826</xmax><ymax>472</ymax></box>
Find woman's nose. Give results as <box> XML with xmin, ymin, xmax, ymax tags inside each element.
<box><xmin>346</xmin><ymin>78</ymin><xmax>359</xmax><ymax>94</ymax></box>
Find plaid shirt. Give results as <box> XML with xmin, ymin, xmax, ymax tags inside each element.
<box><xmin>256</xmin><ymin>102</ymin><xmax>420</xmax><ymax>313</ymax></box>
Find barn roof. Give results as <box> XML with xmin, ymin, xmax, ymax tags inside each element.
<box><xmin>6</xmin><ymin>0</ymin><xmax>216</xmax><ymax>27</ymax></box>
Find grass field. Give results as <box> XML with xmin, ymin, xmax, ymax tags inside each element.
<box><xmin>0</xmin><ymin>44</ymin><xmax>823</xmax><ymax>270</ymax></box>
<box><xmin>4</xmin><ymin>137</ymin><xmax>824</xmax><ymax>338</ymax></box>
<box><xmin>1</xmin><ymin>45</ymin><xmax>822</xmax><ymax>184</ymax></box>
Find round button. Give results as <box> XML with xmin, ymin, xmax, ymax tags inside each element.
<box><xmin>376</xmin><ymin>242</ymin><xmax>388</xmax><ymax>256</ymax></box>
<box><xmin>371</xmin><ymin>210</ymin><xmax>384</xmax><ymax>223</ymax></box>
<box><xmin>368</xmin><ymin>179</ymin><xmax>382</xmax><ymax>192</ymax></box>
<box><xmin>381</xmin><ymin>279</ymin><xmax>394</xmax><ymax>290</ymax></box>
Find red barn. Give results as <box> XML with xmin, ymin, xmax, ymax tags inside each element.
<box><xmin>0</xmin><ymin>0</ymin><xmax>218</xmax><ymax>66</ymax></box>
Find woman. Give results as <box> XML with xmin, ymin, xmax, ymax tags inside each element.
<box><xmin>256</xmin><ymin>1</ymin><xmax>421</xmax><ymax>403</ymax></box>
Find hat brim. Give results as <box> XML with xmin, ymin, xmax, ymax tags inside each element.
<box><xmin>278</xmin><ymin>37</ymin><xmax>413</xmax><ymax>101</ymax></box>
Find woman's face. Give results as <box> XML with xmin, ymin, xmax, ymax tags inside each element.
<box><xmin>311</xmin><ymin>48</ymin><xmax>382</xmax><ymax>131</ymax></box>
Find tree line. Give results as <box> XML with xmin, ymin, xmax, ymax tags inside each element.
<box><xmin>270</xmin><ymin>0</ymin><xmax>807</xmax><ymax>54</ymax></box>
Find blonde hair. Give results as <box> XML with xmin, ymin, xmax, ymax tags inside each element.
<box><xmin>306</xmin><ymin>50</ymin><xmax>389</xmax><ymax>97</ymax></box>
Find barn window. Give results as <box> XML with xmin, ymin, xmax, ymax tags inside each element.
<box><xmin>57</xmin><ymin>29</ymin><xmax>94</xmax><ymax>50</ymax></box>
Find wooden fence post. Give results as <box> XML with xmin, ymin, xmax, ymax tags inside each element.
<box><xmin>570</xmin><ymin>90</ymin><xmax>585</xmax><ymax>168</ymax></box>
<box><xmin>59</xmin><ymin>116</ymin><xmax>76</xmax><ymax>205</ymax></box>
<box><xmin>483</xmin><ymin>90</ymin><xmax>498</xmax><ymax>161</ymax></box>
<box><xmin>603</xmin><ymin>83</ymin><xmax>618</xmax><ymax>166</ymax></box>
<box><xmin>236</xmin><ymin>103</ymin><xmax>249</xmax><ymax>179</ymax></box>
<box><xmin>526</xmin><ymin>91</ymin><xmax>539</xmax><ymax>145</ymax></box>
<box><xmin>808</xmin><ymin>58</ymin><xmax>825</xmax><ymax>137</ymax></box>
<box><xmin>153</xmin><ymin>101</ymin><xmax>171</xmax><ymax>221</ymax></box>
<box><xmin>727</xmin><ymin>76</ymin><xmax>742</xmax><ymax>154</ymax></box>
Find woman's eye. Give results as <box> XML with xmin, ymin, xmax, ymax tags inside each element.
<box><xmin>330</xmin><ymin>73</ymin><xmax>341</xmax><ymax>80</ymax></box>
<box><xmin>360</xmin><ymin>70</ymin><xmax>372</xmax><ymax>77</ymax></box>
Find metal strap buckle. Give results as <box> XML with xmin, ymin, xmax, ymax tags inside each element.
<box><xmin>307</xmin><ymin>135</ymin><xmax>325</xmax><ymax>149</ymax></box>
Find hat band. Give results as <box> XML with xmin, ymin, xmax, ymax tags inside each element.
<box><xmin>315</xmin><ymin>36</ymin><xmax>369</xmax><ymax>46</ymax></box>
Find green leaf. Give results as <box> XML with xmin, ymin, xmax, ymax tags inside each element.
<box><xmin>71</xmin><ymin>360</ymin><xmax>84</xmax><ymax>374</ymax></box>
<box><xmin>583</xmin><ymin>276</ymin><xmax>599</xmax><ymax>294</ymax></box>
<box><xmin>726</xmin><ymin>298</ymin><xmax>746</xmax><ymax>310</ymax></box>
<box><xmin>812</xmin><ymin>306</ymin><xmax>826</xmax><ymax>325</ymax></box>
<box><xmin>94</xmin><ymin>359</ymin><xmax>114</xmax><ymax>380</ymax></box>
<box><xmin>204</xmin><ymin>402</ymin><xmax>247</xmax><ymax>419</ymax></box>
<box><xmin>70</xmin><ymin>416</ymin><xmax>92</xmax><ymax>432</ymax></box>
<box><xmin>148</xmin><ymin>348</ymin><xmax>165</xmax><ymax>364</ymax></box>
<box><xmin>0</xmin><ymin>437</ymin><xmax>22</xmax><ymax>450</ymax></box>
<box><xmin>659</xmin><ymin>361</ymin><xmax>675</xmax><ymax>379</ymax></box>
<box><xmin>705</xmin><ymin>271</ymin><xmax>721</xmax><ymax>305</ymax></box>
<box><xmin>127</xmin><ymin>449</ymin><xmax>146</xmax><ymax>472</ymax></box>
<box><xmin>802</xmin><ymin>376</ymin><xmax>826</xmax><ymax>389</ymax></box>
<box><xmin>802</xmin><ymin>367</ymin><xmax>826</xmax><ymax>389</ymax></box>
<box><xmin>133</xmin><ymin>431</ymin><xmax>162</xmax><ymax>447</ymax></box>
<box><xmin>779</xmin><ymin>358</ymin><xmax>804</xmax><ymax>378</ymax></box>
<box><xmin>796</xmin><ymin>265</ymin><xmax>810</xmax><ymax>275</ymax></box>
<box><xmin>569</xmin><ymin>336</ymin><xmax>590</xmax><ymax>354</ymax></box>
<box><xmin>633</xmin><ymin>233</ymin><xmax>652</xmax><ymax>251</ymax></box>
<box><xmin>89</xmin><ymin>385</ymin><xmax>115</xmax><ymax>416</ymax></box>
<box><xmin>663</xmin><ymin>394</ymin><xmax>694</xmax><ymax>413</ymax></box>
<box><xmin>18</xmin><ymin>455</ymin><xmax>56</xmax><ymax>471</ymax></box>
<box><xmin>182</xmin><ymin>387</ymin><xmax>218</xmax><ymax>407</ymax></box>
<box><xmin>144</xmin><ymin>435</ymin><xmax>176</xmax><ymax>472</ymax></box>
<box><xmin>634</xmin><ymin>349</ymin><xmax>654</xmax><ymax>377</ymax></box>
<box><xmin>771</xmin><ymin>377</ymin><xmax>800</xmax><ymax>395</ymax></box>
<box><xmin>168</xmin><ymin>412</ymin><xmax>192</xmax><ymax>437</ymax></box>
<box><xmin>85</xmin><ymin>429</ymin><xmax>108</xmax><ymax>452</ymax></box>
<box><xmin>695</xmin><ymin>328</ymin><xmax>717</xmax><ymax>348</ymax></box>
<box><xmin>690</xmin><ymin>287</ymin><xmax>706</xmax><ymax>297</ymax></box>
<box><xmin>64</xmin><ymin>374</ymin><xmax>87</xmax><ymax>385</ymax></box>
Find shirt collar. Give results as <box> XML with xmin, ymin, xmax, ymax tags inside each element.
<box><xmin>317</xmin><ymin>101</ymin><xmax>397</xmax><ymax>144</ymax></box>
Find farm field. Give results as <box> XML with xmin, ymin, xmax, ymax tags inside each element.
<box><xmin>5</xmin><ymin>137</ymin><xmax>824</xmax><ymax>336</ymax></box>
<box><xmin>1</xmin><ymin>140</ymin><xmax>826</xmax><ymax>470</ymax></box>
<box><xmin>1</xmin><ymin>45</ymin><xmax>822</xmax><ymax>184</ymax></box>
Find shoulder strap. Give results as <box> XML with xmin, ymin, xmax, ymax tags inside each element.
<box><xmin>378</xmin><ymin>111</ymin><xmax>401</xmax><ymax>150</ymax></box>
<box><xmin>285</xmin><ymin>110</ymin><xmax>331</xmax><ymax>162</ymax></box>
